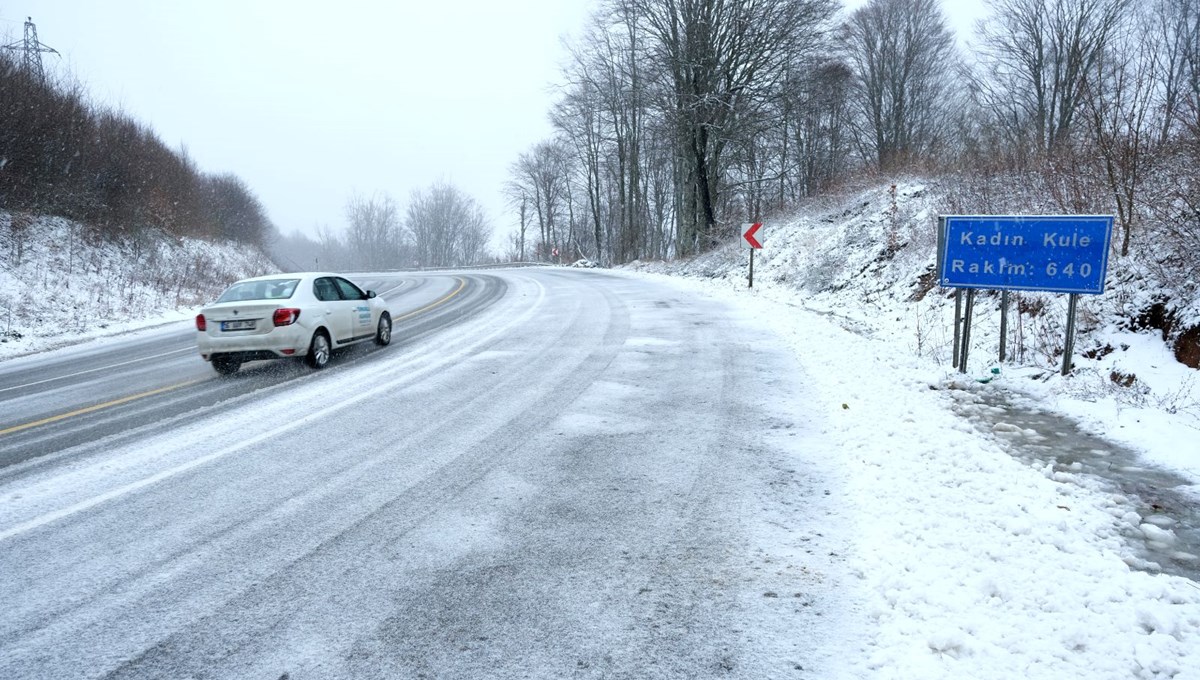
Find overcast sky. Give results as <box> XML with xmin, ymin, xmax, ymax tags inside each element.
<box><xmin>4</xmin><ymin>0</ymin><xmax>985</xmax><ymax>249</ymax></box>
<box><xmin>3</xmin><ymin>0</ymin><xmax>594</xmax><ymax>244</ymax></box>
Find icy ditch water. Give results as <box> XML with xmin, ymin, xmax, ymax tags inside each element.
<box><xmin>948</xmin><ymin>384</ymin><xmax>1200</xmax><ymax>581</ymax></box>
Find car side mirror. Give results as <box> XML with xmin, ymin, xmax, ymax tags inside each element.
<box><xmin>366</xmin><ymin>290</ymin><xmax>376</xmax><ymax>299</ymax></box>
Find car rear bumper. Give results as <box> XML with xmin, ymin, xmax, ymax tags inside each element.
<box><xmin>200</xmin><ymin>348</ymin><xmax>298</xmax><ymax>362</ymax></box>
<box><xmin>197</xmin><ymin>327</ymin><xmax>308</xmax><ymax>360</ymax></box>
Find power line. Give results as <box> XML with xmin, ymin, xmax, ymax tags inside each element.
<box><xmin>2</xmin><ymin>16</ymin><xmax>59</xmax><ymax>85</ymax></box>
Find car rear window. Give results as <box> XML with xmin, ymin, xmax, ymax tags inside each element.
<box><xmin>216</xmin><ymin>278</ymin><xmax>301</xmax><ymax>303</ymax></box>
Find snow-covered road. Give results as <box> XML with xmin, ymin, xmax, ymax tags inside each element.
<box><xmin>2</xmin><ymin>266</ymin><xmax>1198</xmax><ymax>679</ymax></box>
<box><xmin>0</xmin><ymin>273</ymin><xmax>489</xmax><ymax>465</ymax></box>
<box><xmin>0</xmin><ymin>268</ymin><xmax>857</xmax><ymax>678</ymax></box>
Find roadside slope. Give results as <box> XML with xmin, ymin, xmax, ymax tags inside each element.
<box><xmin>0</xmin><ymin>211</ymin><xmax>276</xmax><ymax>360</ymax></box>
<box><xmin>625</xmin><ymin>180</ymin><xmax>1200</xmax><ymax>478</ymax></box>
<box><xmin>623</xmin><ymin>266</ymin><xmax>1200</xmax><ymax>680</ymax></box>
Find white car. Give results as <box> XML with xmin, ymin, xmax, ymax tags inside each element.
<box><xmin>196</xmin><ymin>272</ymin><xmax>391</xmax><ymax>375</ymax></box>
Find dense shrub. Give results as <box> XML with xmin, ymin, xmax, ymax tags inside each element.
<box><xmin>0</xmin><ymin>51</ymin><xmax>271</xmax><ymax>245</ymax></box>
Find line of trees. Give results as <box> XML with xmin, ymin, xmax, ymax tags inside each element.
<box><xmin>508</xmin><ymin>0</ymin><xmax>1199</xmax><ymax>275</ymax></box>
<box><xmin>0</xmin><ymin>48</ymin><xmax>271</xmax><ymax>245</ymax></box>
<box><xmin>272</xmin><ymin>182</ymin><xmax>492</xmax><ymax>271</ymax></box>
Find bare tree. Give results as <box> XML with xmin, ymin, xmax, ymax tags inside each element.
<box><xmin>973</xmin><ymin>0</ymin><xmax>1133</xmax><ymax>157</ymax></box>
<box><xmin>345</xmin><ymin>192</ymin><xmax>405</xmax><ymax>270</ymax></box>
<box><xmin>788</xmin><ymin>58</ymin><xmax>854</xmax><ymax>198</ymax></box>
<box><xmin>313</xmin><ymin>223</ymin><xmax>353</xmax><ymax>271</ymax></box>
<box><xmin>617</xmin><ymin>0</ymin><xmax>838</xmax><ymax>256</ymax></box>
<box><xmin>1079</xmin><ymin>4</ymin><xmax>1174</xmax><ymax>257</ymax></box>
<box><xmin>407</xmin><ymin>181</ymin><xmax>492</xmax><ymax>267</ymax></box>
<box><xmin>501</xmin><ymin>181</ymin><xmax>532</xmax><ymax>262</ymax></box>
<box><xmin>1129</xmin><ymin>0</ymin><xmax>1200</xmax><ymax>301</ymax></box>
<box><xmin>555</xmin><ymin>22</ymin><xmax>621</xmax><ymax>265</ymax></box>
<box><xmin>510</xmin><ymin>140</ymin><xmax>573</xmax><ymax>260</ymax></box>
<box><xmin>202</xmin><ymin>174</ymin><xmax>272</xmax><ymax>246</ymax></box>
<box><xmin>555</xmin><ymin>7</ymin><xmax>683</xmax><ymax>265</ymax></box>
<box><xmin>1147</xmin><ymin>0</ymin><xmax>1200</xmax><ymax>144</ymax></box>
<box><xmin>841</xmin><ymin>0</ymin><xmax>958</xmax><ymax>171</ymax></box>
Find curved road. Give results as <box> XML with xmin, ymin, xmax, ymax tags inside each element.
<box><xmin>0</xmin><ymin>272</ymin><xmax>502</xmax><ymax>467</ymax></box>
<box><xmin>0</xmin><ymin>267</ymin><xmax>848</xmax><ymax>679</ymax></box>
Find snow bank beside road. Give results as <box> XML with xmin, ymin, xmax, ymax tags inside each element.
<box><xmin>0</xmin><ymin>212</ymin><xmax>275</xmax><ymax>361</ymax></box>
<box><xmin>627</xmin><ymin>182</ymin><xmax>1199</xmax><ymax>479</ymax></box>
<box><xmin>619</xmin><ymin>266</ymin><xmax>1200</xmax><ymax>679</ymax></box>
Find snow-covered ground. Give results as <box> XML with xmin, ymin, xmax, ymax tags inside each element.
<box><xmin>4</xmin><ymin>187</ymin><xmax>1200</xmax><ymax>677</ymax></box>
<box><xmin>622</xmin><ymin>268</ymin><xmax>1200</xmax><ymax>679</ymax></box>
<box><xmin>627</xmin><ymin>181</ymin><xmax>1199</xmax><ymax>480</ymax></box>
<box><xmin>620</xmin><ymin>181</ymin><xmax>1200</xmax><ymax>678</ymax></box>
<box><xmin>0</xmin><ymin>212</ymin><xmax>275</xmax><ymax>359</ymax></box>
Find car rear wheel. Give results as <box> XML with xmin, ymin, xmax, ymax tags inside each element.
<box><xmin>306</xmin><ymin>330</ymin><xmax>331</xmax><ymax>369</ymax></box>
<box><xmin>375</xmin><ymin>313</ymin><xmax>392</xmax><ymax>346</ymax></box>
<box><xmin>211</xmin><ymin>356</ymin><xmax>241</xmax><ymax>375</ymax></box>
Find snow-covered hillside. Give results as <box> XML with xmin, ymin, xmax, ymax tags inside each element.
<box><xmin>623</xmin><ymin>181</ymin><xmax>1200</xmax><ymax>678</ymax></box>
<box><xmin>628</xmin><ymin>181</ymin><xmax>1200</xmax><ymax>466</ymax></box>
<box><xmin>0</xmin><ymin>211</ymin><xmax>276</xmax><ymax>359</ymax></box>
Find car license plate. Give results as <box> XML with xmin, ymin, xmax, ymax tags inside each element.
<box><xmin>221</xmin><ymin>319</ymin><xmax>256</xmax><ymax>331</ymax></box>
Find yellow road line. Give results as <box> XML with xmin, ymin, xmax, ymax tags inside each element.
<box><xmin>2</xmin><ymin>275</ymin><xmax>471</xmax><ymax>438</ymax></box>
<box><xmin>0</xmin><ymin>380</ymin><xmax>202</xmax><ymax>437</ymax></box>
<box><xmin>392</xmin><ymin>277</ymin><xmax>467</xmax><ymax>321</ymax></box>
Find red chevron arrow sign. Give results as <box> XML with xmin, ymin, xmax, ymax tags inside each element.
<box><xmin>742</xmin><ymin>222</ymin><xmax>763</xmax><ymax>249</ymax></box>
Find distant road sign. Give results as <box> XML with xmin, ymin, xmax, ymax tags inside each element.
<box><xmin>742</xmin><ymin>222</ymin><xmax>763</xmax><ymax>249</ymax></box>
<box><xmin>937</xmin><ymin>215</ymin><xmax>1113</xmax><ymax>294</ymax></box>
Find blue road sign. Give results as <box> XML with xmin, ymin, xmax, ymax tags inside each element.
<box><xmin>937</xmin><ymin>215</ymin><xmax>1114</xmax><ymax>294</ymax></box>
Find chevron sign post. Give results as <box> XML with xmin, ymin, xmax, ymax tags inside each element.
<box><xmin>742</xmin><ymin>222</ymin><xmax>763</xmax><ymax>288</ymax></box>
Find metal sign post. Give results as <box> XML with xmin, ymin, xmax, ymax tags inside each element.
<box><xmin>952</xmin><ymin>289</ymin><xmax>962</xmax><ymax>369</ymax></box>
<box><xmin>960</xmin><ymin>289</ymin><xmax>976</xmax><ymax>374</ymax></box>
<box><xmin>999</xmin><ymin>290</ymin><xmax>1010</xmax><ymax>362</ymax></box>
<box><xmin>1062</xmin><ymin>293</ymin><xmax>1079</xmax><ymax>376</ymax></box>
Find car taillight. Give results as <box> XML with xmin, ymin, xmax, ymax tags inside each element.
<box><xmin>273</xmin><ymin>308</ymin><xmax>301</xmax><ymax>326</ymax></box>
<box><xmin>195</xmin><ymin>314</ymin><xmax>206</xmax><ymax>331</ymax></box>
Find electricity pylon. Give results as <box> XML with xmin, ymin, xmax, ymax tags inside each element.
<box><xmin>2</xmin><ymin>17</ymin><xmax>59</xmax><ymax>85</ymax></box>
